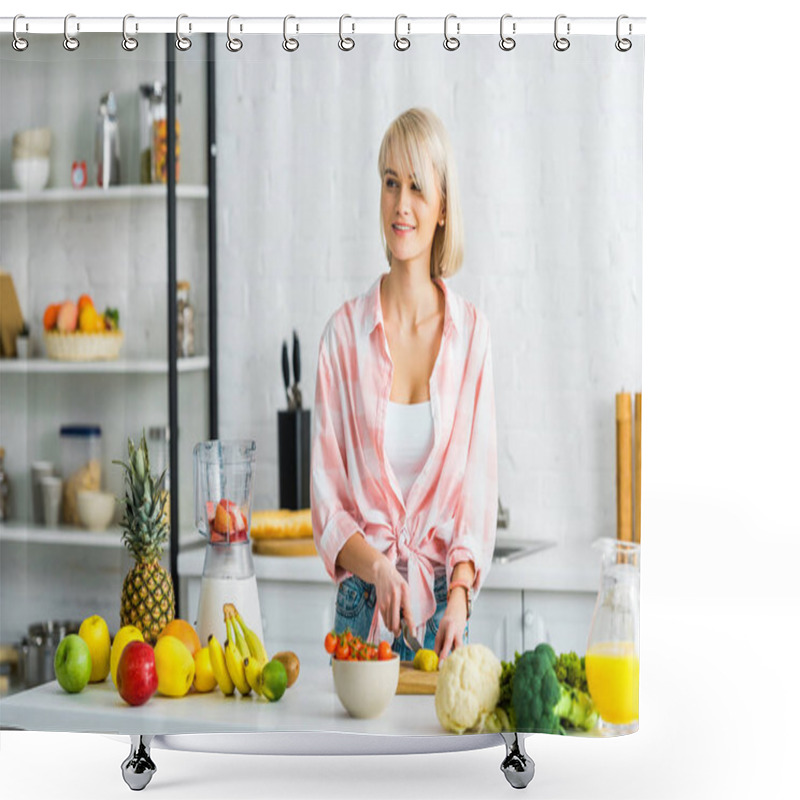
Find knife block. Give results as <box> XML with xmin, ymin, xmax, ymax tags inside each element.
<box><xmin>277</xmin><ymin>409</ymin><xmax>310</xmax><ymax>510</ymax></box>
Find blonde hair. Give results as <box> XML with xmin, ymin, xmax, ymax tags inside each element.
<box><xmin>377</xmin><ymin>108</ymin><xmax>464</xmax><ymax>279</ymax></box>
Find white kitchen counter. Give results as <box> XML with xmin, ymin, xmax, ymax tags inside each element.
<box><xmin>178</xmin><ymin>541</ymin><xmax>601</xmax><ymax>594</ymax></box>
<box><xmin>0</xmin><ymin>651</ymin><xmax>454</xmax><ymax>737</ymax></box>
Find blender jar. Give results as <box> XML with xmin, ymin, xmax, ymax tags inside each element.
<box><xmin>193</xmin><ymin>440</ymin><xmax>262</xmax><ymax>645</ymax></box>
<box><xmin>585</xmin><ymin>538</ymin><xmax>641</xmax><ymax>735</ymax></box>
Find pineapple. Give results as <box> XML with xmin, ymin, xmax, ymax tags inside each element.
<box><xmin>115</xmin><ymin>432</ymin><xmax>175</xmax><ymax>643</ymax></box>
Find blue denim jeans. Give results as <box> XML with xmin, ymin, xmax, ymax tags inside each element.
<box><xmin>334</xmin><ymin>573</ymin><xmax>468</xmax><ymax>660</ymax></box>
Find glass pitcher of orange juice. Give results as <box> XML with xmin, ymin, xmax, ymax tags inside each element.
<box><xmin>585</xmin><ymin>539</ymin><xmax>640</xmax><ymax>735</ymax></box>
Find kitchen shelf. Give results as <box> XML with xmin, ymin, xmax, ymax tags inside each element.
<box><xmin>0</xmin><ymin>521</ymin><xmax>202</xmax><ymax>550</ymax></box>
<box><xmin>0</xmin><ymin>185</ymin><xmax>208</xmax><ymax>204</ymax></box>
<box><xmin>0</xmin><ymin>355</ymin><xmax>209</xmax><ymax>375</ymax></box>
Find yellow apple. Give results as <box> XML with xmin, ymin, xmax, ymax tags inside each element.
<box><xmin>78</xmin><ymin>615</ymin><xmax>111</xmax><ymax>683</ymax></box>
<box><xmin>154</xmin><ymin>635</ymin><xmax>195</xmax><ymax>697</ymax></box>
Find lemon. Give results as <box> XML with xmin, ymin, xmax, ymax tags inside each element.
<box><xmin>193</xmin><ymin>646</ymin><xmax>216</xmax><ymax>693</ymax></box>
<box><xmin>413</xmin><ymin>648</ymin><xmax>439</xmax><ymax>672</ymax></box>
<box><xmin>78</xmin><ymin>615</ymin><xmax>111</xmax><ymax>683</ymax></box>
<box><xmin>110</xmin><ymin>625</ymin><xmax>145</xmax><ymax>688</ymax></box>
<box><xmin>154</xmin><ymin>635</ymin><xmax>195</xmax><ymax>697</ymax></box>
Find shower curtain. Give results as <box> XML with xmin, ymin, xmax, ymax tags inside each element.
<box><xmin>0</xmin><ymin>17</ymin><xmax>644</xmax><ymax>751</ymax></box>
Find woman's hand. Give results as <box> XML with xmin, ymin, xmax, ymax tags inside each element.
<box><xmin>434</xmin><ymin>588</ymin><xmax>468</xmax><ymax>660</ymax></box>
<box><xmin>372</xmin><ymin>555</ymin><xmax>414</xmax><ymax>637</ymax></box>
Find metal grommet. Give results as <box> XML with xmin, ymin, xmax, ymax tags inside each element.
<box><xmin>175</xmin><ymin>14</ymin><xmax>192</xmax><ymax>51</ymax></box>
<box><xmin>443</xmin><ymin>14</ymin><xmax>460</xmax><ymax>51</ymax></box>
<box><xmin>12</xmin><ymin>15</ymin><xmax>29</xmax><ymax>52</ymax></box>
<box><xmin>283</xmin><ymin>15</ymin><xmax>299</xmax><ymax>52</ymax></box>
<box><xmin>499</xmin><ymin>13</ymin><xmax>516</xmax><ymax>51</ymax></box>
<box><xmin>122</xmin><ymin>14</ymin><xmax>138</xmax><ymax>51</ymax></box>
<box><xmin>226</xmin><ymin>15</ymin><xmax>243</xmax><ymax>52</ymax></box>
<box><xmin>615</xmin><ymin>15</ymin><xmax>632</xmax><ymax>52</ymax></box>
<box><xmin>338</xmin><ymin>14</ymin><xmax>355</xmax><ymax>51</ymax></box>
<box><xmin>394</xmin><ymin>15</ymin><xmax>410</xmax><ymax>51</ymax></box>
<box><xmin>553</xmin><ymin>14</ymin><xmax>570</xmax><ymax>52</ymax></box>
<box><xmin>63</xmin><ymin>13</ymin><xmax>80</xmax><ymax>51</ymax></box>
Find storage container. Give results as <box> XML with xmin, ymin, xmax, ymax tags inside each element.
<box><xmin>59</xmin><ymin>425</ymin><xmax>102</xmax><ymax>525</ymax></box>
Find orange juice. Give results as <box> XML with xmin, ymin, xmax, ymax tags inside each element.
<box><xmin>585</xmin><ymin>641</ymin><xmax>639</xmax><ymax>725</ymax></box>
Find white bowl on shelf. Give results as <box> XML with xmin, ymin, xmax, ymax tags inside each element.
<box><xmin>77</xmin><ymin>490</ymin><xmax>117</xmax><ymax>531</ymax></box>
<box><xmin>12</xmin><ymin>157</ymin><xmax>50</xmax><ymax>193</ymax></box>
<box><xmin>331</xmin><ymin>653</ymin><xmax>400</xmax><ymax>719</ymax></box>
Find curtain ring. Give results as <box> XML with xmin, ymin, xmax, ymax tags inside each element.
<box><xmin>226</xmin><ymin>15</ymin><xmax>243</xmax><ymax>52</ymax></box>
<box><xmin>338</xmin><ymin>14</ymin><xmax>355</xmax><ymax>51</ymax></box>
<box><xmin>122</xmin><ymin>14</ymin><xmax>138</xmax><ymax>51</ymax></box>
<box><xmin>394</xmin><ymin>15</ymin><xmax>410</xmax><ymax>51</ymax></box>
<box><xmin>499</xmin><ymin>14</ymin><xmax>516</xmax><ymax>51</ymax></box>
<box><xmin>443</xmin><ymin>14</ymin><xmax>460</xmax><ymax>51</ymax></box>
<box><xmin>63</xmin><ymin>14</ymin><xmax>80</xmax><ymax>51</ymax></box>
<box><xmin>615</xmin><ymin>15</ymin><xmax>632</xmax><ymax>52</ymax></box>
<box><xmin>553</xmin><ymin>14</ymin><xmax>570</xmax><ymax>51</ymax></box>
<box><xmin>12</xmin><ymin>15</ymin><xmax>29</xmax><ymax>52</ymax></box>
<box><xmin>283</xmin><ymin>15</ymin><xmax>299</xmax><ymax>52</ymax></box>
<box><xmin>175</xmin><ymin>14</ymin><xmax>192</xmax><ymax>51</ymax></box>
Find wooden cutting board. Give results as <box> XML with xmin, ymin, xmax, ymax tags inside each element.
<box><xmin>251</xmin><ymin>538</ymin><xmax>317</xmax><ymax>557</ymax></box>
<box><xmin>396</xmin><ymin>662</ymin><xmax>439</xmax><ymax>695</ymax></box>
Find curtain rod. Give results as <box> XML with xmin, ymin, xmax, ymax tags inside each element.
<box><xmin>1</xmin><ymin>16</ymin><xmax>646</xmax><ymax>37</ymax></box>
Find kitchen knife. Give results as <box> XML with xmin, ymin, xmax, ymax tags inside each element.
<box><xmin>291</xmin><ymin>330</ymin><xmax>302</xmax><ymax>410</ymax></box>
<box><xmin>401</xmin><ymin>617</ymin><xmax>422</xmax><ymax>654</ymax></box>
<box><xmin>282</xmin><ymin>340</ymin><xmax>293</xmax><ymax>410</ymax></box>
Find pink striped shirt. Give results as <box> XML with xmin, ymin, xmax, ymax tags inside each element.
<box><xmin>310</xmin><ymin>272</ymin><xmax>498</xmax><ymax>644</ymax></box>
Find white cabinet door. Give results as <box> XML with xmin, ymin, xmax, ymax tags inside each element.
<box><xmin>259</xmin><ymin>582</ymin><xmax>338</xmax><ymax>652</ymax></box>
<box><xmin>469</xmin><ymin>589</ymin><xmax>523</xmax><ymax>661</ymax></box>
<box><xmin>522</xmin><ymin>590</ymin><xmax>596</xmax><ymax>654</ymax></box>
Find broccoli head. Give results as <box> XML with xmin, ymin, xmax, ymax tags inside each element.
<box><xmin>511</xmin><ymin>643</ymin><xmax>563</xmax><ymax>734</ymax></box>
<box><xmin>510</xmin><ymin>643</ymin><xmax>598</xmax><ymax>734</ymax></box>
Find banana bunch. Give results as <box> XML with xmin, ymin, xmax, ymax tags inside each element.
<box><xmin>207</xmin><ymin>603</ymin><xmax>270</xmax><ymax>697</ymax></box>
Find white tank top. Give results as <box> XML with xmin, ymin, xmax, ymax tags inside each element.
<box><xmin>385</xmin><ymin>400</ymin><xmax>434</xmax><ymax>502</ymax></box>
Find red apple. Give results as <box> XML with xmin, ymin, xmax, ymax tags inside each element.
<box><xmin>117</xmin><ymin>641</ymin><xmax>158</xmax><ymax>706</ymax></box>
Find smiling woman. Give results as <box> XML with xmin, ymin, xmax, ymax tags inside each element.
<box><xmin>310</xmin><ymin>107</ymin><xmax>498</xmax><ymax>664</ymax></box>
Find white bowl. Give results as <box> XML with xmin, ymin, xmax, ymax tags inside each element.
<box><xmin>331</xmin><ymin>653</ymin><xmax>400</xmax><ymax>719</ymax></box>
<box><xmin>76</xmin><ymin>490</ymin><xmax>117</xmax><ymax>531</ymax></box>
<box><xmin>12</xmin><ymin>157</ymin><xmax>50</xmax><ymax>193</ymax></box>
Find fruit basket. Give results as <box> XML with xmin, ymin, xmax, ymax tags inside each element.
<box><xmin>43</xmin><ymin>330</ymin><xmax>124</xmax><ymax>361</ymax></box>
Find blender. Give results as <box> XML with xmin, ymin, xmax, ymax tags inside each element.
<box><xmin>194</xmin><ymin>440</ymin><xmax>263</xmax><ymax>646</ymax></box>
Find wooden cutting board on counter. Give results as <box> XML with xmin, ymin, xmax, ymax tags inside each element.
<box><xmin>251</xmin><ymin>539</ymin><xmax>318</xmax><ymax>557</ymax></box>
<box><xmin>397</xmin><ymin>662</ymin><xmax>439</xmax><ymax>695</ymax></box>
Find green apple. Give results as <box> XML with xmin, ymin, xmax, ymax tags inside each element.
<box><xmin>54</xmin><ymin>634</ymin><xmax>92</xmax><ymax>693</ymax></box>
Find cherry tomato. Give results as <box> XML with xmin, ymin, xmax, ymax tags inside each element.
<box><xmin>324</xmin><ymin>632</ymin><xmax>338</xmax><ymax>654</ymax></box>
<box><xmin>335</xmin><ymin>642</ymin><xmax>351</xmax><ymax>661</ymax></box>
<box><xmin>378</xmin><ymin>641</ymin><xmax>393</xmax><ymax>661</ymax></box>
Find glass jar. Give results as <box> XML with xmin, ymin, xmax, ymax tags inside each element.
<box><xmin>59</xmin><ymin>425</ymin><xmax>102</xmax><ymax>525</ymax></box>
<box><xmin>139</xmin><ymin>82</ymin><xmax>181</xmax><ymax>185</ymax></box>
<box><xmin>176</xmin><ymin>281</ymin><xmax>195</xmax><ymax>357</ymax></box>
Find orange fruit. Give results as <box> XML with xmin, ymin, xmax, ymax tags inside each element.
<box><xmin>43</xmin><ymin>303</ymin><xmax>61</xmax><ymax>331</ymax></box>
<box><xmin>77</xmin><ymin>294</ymin><xmax>94</xmax><ymax>313</ymax></box>
<box><xmin>158</xmin><ymin>619</ymin><xmax>201</xmax><ymax>658</ymax></box>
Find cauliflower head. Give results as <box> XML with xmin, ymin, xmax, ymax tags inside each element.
<box><xmin>434</xmin><ymin>644</ymin><xmax>502</xmax><ymax>734</ymax></box>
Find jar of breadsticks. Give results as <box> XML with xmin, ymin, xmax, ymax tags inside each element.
<box><xmin>59</xmin><ymin>425</ymin><xmax>102</xmax><ymax>525</ymax></box>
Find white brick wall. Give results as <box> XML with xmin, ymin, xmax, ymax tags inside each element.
<box><xmin>214</xmin><ymin>34</ymin><xmax>643</xmax><ymax>547</ymax></box>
